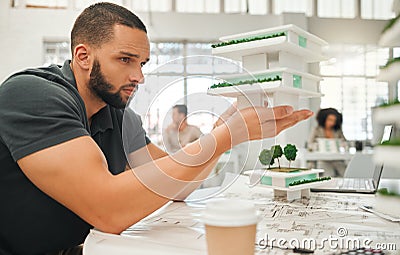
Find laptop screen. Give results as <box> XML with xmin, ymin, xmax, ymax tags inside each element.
<box><xmin>372</xmin><ymin>125</ymin><xmax>393</xmax><ymax>183</ymax></box>
<box><xmin>381</xmin><ymin>125</ymin><xmax>393</xmax><ymax>143</ymax></box>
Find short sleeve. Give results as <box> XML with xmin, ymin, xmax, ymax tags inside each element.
<box><xmin>122</xmin><ymin>108</ymin><xmax>150</xmax><ymax>154</ymax></box>
<box><xmin>0</xmin><ymin>74</ymin><xmax>89</xmax><ymax>161</ymax></box>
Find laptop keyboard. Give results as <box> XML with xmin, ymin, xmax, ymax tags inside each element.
<box><xmin>337</xmin><ymin>178</ymin><xmax>374</xmax><ymax>190</ymax></box>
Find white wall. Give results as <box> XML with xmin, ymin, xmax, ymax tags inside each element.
<box><xmin>2</xmin><ymin>4</ymin><xmax>387</xmax><ymax>82</ymax></box>
<box><xmin>0</xmin><ymin>4</ymin><xmax>79</xmax><ymax>82</ymax></box>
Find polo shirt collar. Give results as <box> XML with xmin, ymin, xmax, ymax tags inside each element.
<box><xmin>61</xmin><ymin>60</ymin><xmax>114</xmax><ymax>136</ymax></box>
<box><xmin>61</xmin><ymin>60</ymin><xmax>77</xmax><ymax>87</ymax></box>
<box><xmin>90</xmin><ymin>105</ymin><xmax>114</xmax><ymax>135</ymax></box>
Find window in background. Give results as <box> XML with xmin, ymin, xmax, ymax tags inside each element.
<box><xmin>11</xmin><ymin>0</ymin><xmax>397</xmax><ymax>20</ymax></box>
<box><xmin>317</xmin><ymin>0</ymin><xmax>356</xmax><ymax>18</ymax></box>
<box><xmin>204</xmin><ymin>0</ymin><xmax>220</xmax><ymax>13</ymax></box>
<box><xmin>138</xmin><ymin>42</ymin><xmax>240</xmax><ymax>146</ymax></box>
<box><xmin>319</xmin><ymin>77</ymin><xmax>342</xmax><ymax>110</ymax></box>
<box><xmin>224</xmin><ymin>0</ymin><xmax>247</xmax><ymax>13</ymax></box>
<box><xmin>247</xmin><ymin>0</ymin><xmax>268</xmax><ymax>15</ymax></box>
<box><xmin>130</xmin><ymin>0</ymin><xmax>149</xmax><ymax>12</ymax></box>
<box><xmin>394</xmin><ymin>47</ymin><xmax>400</xmax><ymax>57</ymax></box>
<box><xmin>361</xmin><ymin>0</ymin><xmax>395</xmax><ymax>20</ymax></box>
<box><xmin>176</xmin><ymin>0</ymin><xmax>203</xmax><ymax>13</ymax></box>
<box><xmin>398</xmin><ymin>80</ymin><xmax>400</xmax><ymax>101</ymax></box>
<box><xmin>176</xmin><ymin>0</ymin><xmax>219</xmax><ymax>13</ymax></box>
<box><xmin>366</xmin><ymin>47</ymin><xmax>390</xmax><ymax>76</ymax></box>
<box><xmin>151</xmin><ymin>42</ymin><xmax>184</xmax><ymax>74</ymax></box>
<box><xmin>319</xmin><ymin>44</ymin><xmax>390</xmax><ymax>141</ymax></box>
<box><xmin>342</xmin><ymin>77</ymin><xmax>368</xmax><ymax>140</ymax></box>
<box><xmin>273</xmin><ymin>0</ymin><xmax>313</xmax><ymax>16</ymax></box>
<box><xmin>75</xmin><ymin>0</ymin><xmax>123</xmax><ymax>10</ymax></box>
<box><xmin>186</xmin><ymin>43</ymin><xmax>213</xmax><ymax>74</ymax></box>
<box><xmin>43</xmin><ymin>41</ymin><xmax>70</xmax><ymax>66</ymax></box>
<box><xmin>26</xmin><ymin>0</ymin><xmax>68</xmax><ymax>8</ymax></box>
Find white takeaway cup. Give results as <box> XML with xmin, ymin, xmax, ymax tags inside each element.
<box><xmin>202</xmin><ymin>199</ymin><xmax>258</xmax><ymax>255</ymax></box>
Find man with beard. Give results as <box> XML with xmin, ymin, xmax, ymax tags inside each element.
<box><xmin>0</xmin><ymin>2</ymin><xmax>313</xmax><ymax>255</ymax></box>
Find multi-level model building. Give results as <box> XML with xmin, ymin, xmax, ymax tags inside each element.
<box><xmin>208</xmin><ymin>24</ymin><xmax>331</xmax><ymax>200</ymax></box>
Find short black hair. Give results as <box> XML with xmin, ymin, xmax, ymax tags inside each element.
<box><xmin>173</xmin><ymin>104</ymin><xmax>188</xmax><ymax>117</ymax></box>
<box><xmin>71</xmin><ymin>2</ymin><xmax>147</xmax><ymax>55</ymax></box>
<box><xmin>316</xmin><ymin>108</ymin><xmax>343</xmax><ymax>131</ymax></box>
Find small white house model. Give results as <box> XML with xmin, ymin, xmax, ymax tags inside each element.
<box><xmin>249</xmin><ymin>169</ymin><xmax>330</xmax><ymax>201</ymax></box>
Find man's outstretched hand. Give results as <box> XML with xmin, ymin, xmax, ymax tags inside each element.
<box><xmin>217</xmin><ymin>104</ymin><xmax>313</xmax><ymax>146</ymax></box>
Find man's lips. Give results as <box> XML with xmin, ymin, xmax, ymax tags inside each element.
<box><xmin>122</xmin><ymin>86</ymin><xmax>136</xmax><ymax>95</ymax></box>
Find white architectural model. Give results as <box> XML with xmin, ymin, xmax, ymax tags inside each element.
<box><xmin>208</xmin><ymin>24</ymin><xmax>326</xmax><ymax>110</ymax></box>
<box><xmin>208</xmin><ymin>24</ymin><xmax>331</xmax><ymax>200</ymax></box>
<box><xmin>249</xmin><ymin>169</ymin><xmax>330</xmax><ymax>201</ymax></box>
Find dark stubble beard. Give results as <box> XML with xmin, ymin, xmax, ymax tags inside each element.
<box><xmin>88</xmin><ymin>59</ymin><xmax>133</xmax><ymax>109</ymax></box>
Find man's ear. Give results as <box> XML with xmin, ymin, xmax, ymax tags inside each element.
<box><xmin>72</xmin><ymin>44</ymin><xmax>92</xmax><ymax>71</ymax></box>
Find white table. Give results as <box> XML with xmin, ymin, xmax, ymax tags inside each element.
<box><xmin>83</xmin><ymin>177</ymin><xmax>400</xmax><ymax>255</ymax></box>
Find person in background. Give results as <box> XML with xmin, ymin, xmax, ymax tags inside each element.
<box><xmin>308</xmin><ymin>108</ymin><xmax>347</xmax><ymax>177</ymax></box>
<box><xmin>164</xmin><ymin>104</ymin><xmax>202</xmax><ymax>153</ymax></box>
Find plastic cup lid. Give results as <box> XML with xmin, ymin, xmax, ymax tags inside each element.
<box><xmin>201</xmin><ymin>199</ymin><xmax>259</xmax><ymax>227</ymax></box>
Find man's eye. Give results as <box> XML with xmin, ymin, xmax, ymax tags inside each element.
<box><xmin>121</xmin><ymin>57</ymin><xmax>130</xmax><ymax>63</ymax></box>
<box><xmin>141</xmin><ymin>62</ymin><xmax>146</xmax><ymax>67</ymax></box>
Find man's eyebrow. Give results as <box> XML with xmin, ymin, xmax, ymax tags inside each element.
<box><xmin>119</xmin><ymin>51</ymin><xmax>140</xmax><ymax>58</ymax></box>
<box><xmin>119</xmin><ymin>51</ymin><xmax>150</xmax><ymax>63</ymax></box>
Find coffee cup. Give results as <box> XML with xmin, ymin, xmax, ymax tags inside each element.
<box><xmin>202</xmin><ymin>199</ymin><xmax>258</xmax><ymax>255</ymax></box>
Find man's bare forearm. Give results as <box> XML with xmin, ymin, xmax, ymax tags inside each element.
<box><xmin>101</xmin><ymin>123</ymin><xmax>232</xmax><ymax>233</ymax></box>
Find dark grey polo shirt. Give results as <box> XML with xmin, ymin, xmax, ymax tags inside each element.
<box><xmin>0</xmin><ymin>60</ymin><xmax>150</xmax><ymax>254</ymax></box>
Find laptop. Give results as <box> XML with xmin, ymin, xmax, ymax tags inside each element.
<box><xmin>311</xmin><ymin>125</ymin><xmax>392</xmax><ymax>194</ymax></box>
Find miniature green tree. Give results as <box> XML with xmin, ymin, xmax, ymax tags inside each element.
<box><xmin>270</xmin><ymin>145</ymin><xmax>283</xmax><ymax>168</ymax></box>
<box><xmin>259</xmin><ymin>149</ymin><xmax>274</xmax><ymax>169</ymax></box>
<box><xmin>283</xmin><ymin>144</ymin><xmax>298</xmax><ymax>168</ymax></box>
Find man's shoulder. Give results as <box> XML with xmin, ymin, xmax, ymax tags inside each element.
<box><xmin>164</xmin><ymin>124</ymin><xmax>176</xmax><ymax>133</ymax></box>
<box><xmin>187</xmin><ymin>124</ymin><xmax>201</xmax><ymax>131</ymax></box>
<box><xmin>1</xmin><ymin>65</ymin><xmax>75</xmax><ymax>97</ymax></box>
<box><xmin>187</xmin><ymin>124</ymin><xmax>202</xmax><ymax>136</ymax></box>
<box><xmin>0</xmin><ymin>67</ymin><xmax>85</xmax><ymax>117</ymax></box>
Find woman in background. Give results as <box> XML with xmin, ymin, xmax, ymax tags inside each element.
<box><xmin>308</xmin><ymin>108</ymin><xmax>347</xmax><ymax>177</ymax></box>
<box><xmin>309</xmin><ymin>108</ymin><xmax>345</xmax><ymax>142</ymax></box>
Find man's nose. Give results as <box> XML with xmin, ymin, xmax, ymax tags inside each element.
<box><xmin>129</xmin><ymin>68</ymin><xmax>144</xmax><ymax>84</ymax></box>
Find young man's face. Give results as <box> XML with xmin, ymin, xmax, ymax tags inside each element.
<box><xmin>88</xmin><ymin>24</ymin><xmax>150</xmax><ymax>109</ymax></box>
<box><xmin>172</xmin><ymin>108</ymin><xmax>186</xmax><ymax>126</ymax></box>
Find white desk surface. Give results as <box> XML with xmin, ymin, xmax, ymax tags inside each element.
<box><xmin>83</xmin><ymin>176</ymin><xmax>400</xmax><ymax>255</ymax></box>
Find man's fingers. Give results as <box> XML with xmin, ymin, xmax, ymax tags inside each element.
<box><xmin>274</xmin><ymin>110</ymin><xmax>313</xmax><ymax>134</ymax></box>
<box><xmin>225</xmin><ymin>101</ymin><xmax>238</xmax><ymax>117</ymax></box>
<box><xmin>254</xmin><ymin>105</ymin><xmax>294</xmax><ymax>123</ymax></box>
<box><xmin>215</xmin><ymin>101</ymin><xmax>239</xmax><ymax>127</ymax></box>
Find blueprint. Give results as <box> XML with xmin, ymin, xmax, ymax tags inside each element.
<box><xmin>120</xmin><ymin>174</ymin><xmax>400</xmax><ymax>254</ymax></box>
